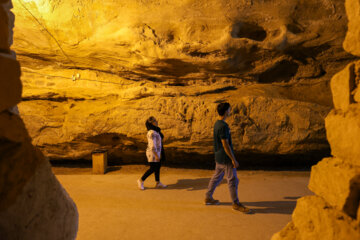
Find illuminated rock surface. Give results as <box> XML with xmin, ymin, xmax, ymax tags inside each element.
<box><xmin>11</xmin><ymin>0</ymin><xmax>355</xmax><ymax>162</ymax></box>
<box><xmin>344</xmin><ymin>0</ymin><xmax>360</xmax><ymax>56</ymax></box>
<box><xmin>308</xmin><ymin>158</ymin><xmax>360</xmax><ymax>213</ymax></box>
<box><xmin>272</xmin><ymin>1</ymin><xmax>360</xmax><ymax>238</ymax></box>
<box><xmin>273</xmin><ymin>196</ymin><xmax>360</xmax><ymax>240</ymax></box>
<box><xmin>18</xmin><ymin>85</ymin><xmax>331</xmax><ymax>163</ymax></box>
<box><xmin>326</xmin><ymin>104</ymin><xmax>360</xmax><ymax>165</ymax></box>
<box><xmin>0</xmin><ymin>1</ymin><xmax>78</xmax><ymax>238</ymax></box>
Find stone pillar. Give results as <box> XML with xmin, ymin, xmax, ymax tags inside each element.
<box><xmin>0</xmin><ymin>1</ymin><xmax>79</xmax><ymax>239</ymax></box>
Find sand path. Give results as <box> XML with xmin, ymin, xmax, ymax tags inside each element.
<box><xmin>54</xmin><ymin>166</ymin><xmax>312</xmax><ymax>240</ymax></box>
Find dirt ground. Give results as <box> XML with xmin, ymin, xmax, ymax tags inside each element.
<box><xmin>54</xmin><ymin>165</ymin><xmax>312</xmax><ymax>240</ymax></box>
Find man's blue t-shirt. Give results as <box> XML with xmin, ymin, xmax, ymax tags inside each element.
<box><xmin>213</xmin><ymin>120</ymin><xmax>234</xmax><ymax>164</ymax></box>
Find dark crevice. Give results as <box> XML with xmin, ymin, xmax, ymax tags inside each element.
<box><xmin>231</xmin><ymin>22</ymin><xmax>267</xmax><ymax>41</ymax></box>
<box><xmin>258</xmin><ymin>60</ymin><xmax>299</xmax><ymax>83</ymax></box>
<box><xmin>128</xmin><ymin>93</ymin><xmax>155</xmax><ymax>101</ymax></box>
<box><xmin>65</xmin><ymin>66</ymin><xmax>116</xmax><ymax>75</ymax></box>
<box><xmin>22</xmin><ymin>96</ymin><xmax>87</xmax><ymax>102</ymax></box>
<box><xmin>343</xmin><ymin>175</ymin><xmax>360</xmax><ymax>219</ymax></box>
<box><xmin>49</xmin><ymin>147</ymin><xmax>330</xmax><ymax>171</ymax></box>
<box><xmin>136</xmin><ymin>59</ymin><xmax>199</xmax><ymax>78</ymax></box>
<box><xmin>85</xmin><ymin>133</ymin><xmax>146</xmax><ymax>151</ymax></box>
<box><xmin>286</xmin><ymin>23</ymin><xmax>304</xmax><ymax>34</ymax></box>
<box><xmin>285</xmin><ymin>44</ymin><xmax>331</xmax><ymax>63</ymax></box>
<box><xmin>188</xmin><ymin>50</ymin><xmax>211</xmax><ymax>58</ymax></box>
<box><xmin>187</xmin><ymin>50</ymin><xmax>221</xmax><ymax>58</ymax></box>
<box><xmin>17</xmin><ymin>53</ymin><xmax>54</xmax><ymax>62</ymax></box>
<box><xmin>195</xmin><ymin>86</ymin><xmax>237</xmax><ymax>96</ymax></box>
<box><xmin>167</xmin><ymin>82</ymin><xmax>187</xmax><ymax>86</ymax></box>
<box><xmin>0</xmin><ymin>48</ymin><xmax>11</xmax><ymax>54</ymax></box>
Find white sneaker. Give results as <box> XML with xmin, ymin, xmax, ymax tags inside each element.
<box><xmin>155</xmin><ymin>182</ymin><xmax>167</xmax><ymax>188</ymax></box>
<box><xmin>137</xmin><ymin>179</ymin><xmax>144</xmax><ymax>190</ymax></box>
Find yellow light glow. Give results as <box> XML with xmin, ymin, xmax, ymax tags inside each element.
<box><xmin>22</xmin><ymin>0</ymin><xmax>40</xmax><ymax>3</ymax></box>
<box><xmin>17</xmin><ymin>0</ymin><xmax>51</xmax><ymax>14</ymax></box>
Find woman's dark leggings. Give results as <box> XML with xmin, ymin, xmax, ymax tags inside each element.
<box><xmin>141</xmin><ymin>162</ymin><xmax>161</xmax><ymax>182</ymax></box>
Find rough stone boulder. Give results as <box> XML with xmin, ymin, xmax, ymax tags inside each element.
<box><xmin>0</xmin><ymin>1</ymin><xmax>78</xmax><ymax>238</ymax></box>
<box><xmin>326</xmin><ymin>105</ymin><xmax>360</xmax><ymax>165</ymax></box>
<box><xmin>11</xmin><ymin>0</ymin><xmax>356</xmax><ymax>161</ymax></box>
<box><xmin>272</xmin><ymin>196</ymin><xmax>360</xmax><ymax>240</ymax></box>
<box><xmin>308</xmin><ymin>158</ymin><xmax>360</xmax><ymax>216</ymax></box>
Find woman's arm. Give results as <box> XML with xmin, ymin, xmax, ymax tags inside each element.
<box><xmin>153</xmin><ymin>150</ymin><xmax>160</xmax><ymax>161</ymax></box>
<box><xmin>149</xmin><ymin>132</ymin><xmax>160</xmax><ymax>161</ymax></box>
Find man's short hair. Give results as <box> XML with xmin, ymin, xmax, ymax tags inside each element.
<box><xmin>217</xmin><ymin>102</ymin><xmax>230</xmax><ymax>116</ymax></box>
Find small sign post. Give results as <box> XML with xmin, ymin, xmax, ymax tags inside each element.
<box><xmin>92</xmin><ymin>150</ymin><xmax>108</xmax><ymax>174</ymax></box>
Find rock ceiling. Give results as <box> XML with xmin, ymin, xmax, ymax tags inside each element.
<box><xmin>10</xmin><ymin>0</ymin><xmax>358</xmax><ymax>162</ymax></box>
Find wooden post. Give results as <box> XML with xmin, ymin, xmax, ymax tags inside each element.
<box><xmin>92</xmin><ymin>150</ymin><xmax>108</xmax><ymax>174</ymax></box>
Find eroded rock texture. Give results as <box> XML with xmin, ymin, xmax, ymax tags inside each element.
<box><xmin>0</xmin><ymin>1</ymin><xmax>78</xmax><ymax>239</ymax></box>
<box><xmin>11</xmin><ymin>0</ymin><xmax>355</xmax><ymax>163</ymax></box>
<box><xmin>272</xmin><ymin>1</ymin><xmax>360</xmax><ymax>238</ymax></box>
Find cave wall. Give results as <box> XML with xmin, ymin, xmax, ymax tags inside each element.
<box><xmin>0</xmin><ymin>0</ymin><xmax>78</xmax><ymax>239</ymax></box>
<box><xmin>272</xmin><ymin>0</ymin><xmax>360</xmax><ymax>239</ymax></box>
<box><xmin>11</xmin><ymin>0</ymin><xmax>356</xmax><ymax>163</ymax></box>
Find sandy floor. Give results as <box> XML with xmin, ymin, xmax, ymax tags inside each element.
<box><xmin>54</xmin><ymin>165</ymin><xmax>312</xmax><ymax>240</ymax></box>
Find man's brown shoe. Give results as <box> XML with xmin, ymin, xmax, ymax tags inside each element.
<box><xmin>233</xmin><ymin>202</ymin><xmax>253</xmax><ymax>214</ymax></box>
<box><xmin>205</xmin><ymin>197</ymin><xmax>220</xmax><ymax>205</ymax></box>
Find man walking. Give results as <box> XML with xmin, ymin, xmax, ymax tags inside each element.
<box><xmin>205</xmin><ymin>102</ymin><xmax>252</xmax><ymax>213</ymax></box>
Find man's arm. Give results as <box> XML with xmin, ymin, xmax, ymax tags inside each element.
<box><xmin>221</xmin><ymin>139</ymin><xmax>239</xmax><ymax>168</ymax></box>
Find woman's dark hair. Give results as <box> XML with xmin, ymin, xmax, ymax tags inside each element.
<box><xmin>145</xmin><ymin>116</ymin><xmax>156</xmax><ymax>130</ymax></box>
<box><xmin>217</xmin><ymin>102</ymin><xmax>230</xmax><ymax>116</ymax></box>
<box><xmin>145</xmin><ymin>116</ymin><xmax>164</xmax><ymax>139</ymax></box>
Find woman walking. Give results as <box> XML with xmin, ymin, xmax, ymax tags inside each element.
<box><xmin>137</xmin><ymin>116</ymin><xmax>167</xmax><ymax>190</ymax></box>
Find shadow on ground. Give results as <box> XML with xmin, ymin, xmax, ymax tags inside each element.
<box><xmin>242</xmin><ymin>197</ymin><xmax>300</xmax><ymax>214</ymax></box>
<box><xmin>106</xmin><ymin>166</ymin><xmax>122</xmax><ymax>173</ymax></box>
<box><xmin>207</xmin><ymin>196</ymin><xmax>301</xmax><ymax>215</ymax></box>
<box><xmin>165</xmin><ymin>178</ymin><xmax>212</xmax><ymax>191</ymax></box>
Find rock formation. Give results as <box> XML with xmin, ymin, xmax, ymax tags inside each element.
<box><xmin>11</xmin><ymin>0</ymin><xmax>356</xmax><ymax>163</ymax></box>
<box><xmin>0</xmin><ymin>0</ymin><xmax>78</xmax><ymax>239</ymax></box>
<box><xmin>272</xmin><ymin>0</ymin><xmax>360</xmax><ymax>239</ymax></box>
